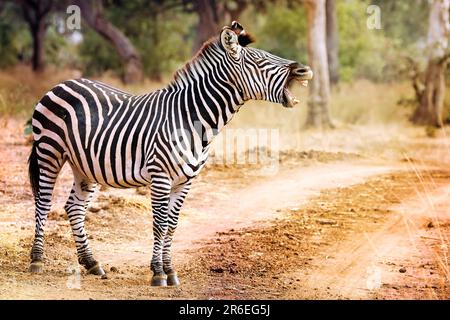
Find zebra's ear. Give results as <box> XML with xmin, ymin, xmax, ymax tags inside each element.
<box><xmin>230</xmin><ymin>21</ymin><xmax>255</xmax><ymax>47</ymax></box>
<box><xmin>220</xmin><ymin>27</ymin><xmax>241</xmax><ymax>57</ymax></box>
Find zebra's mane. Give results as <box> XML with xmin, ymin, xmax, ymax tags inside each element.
<box><xmin>169</xmin><ymin>32</ymin><xmax>255</xmax><ymax>88</ymax></box>
<box><xmin>170</xmin><ymin>37</ymin><xmax>221</xmax><ymax>87</ymax></box>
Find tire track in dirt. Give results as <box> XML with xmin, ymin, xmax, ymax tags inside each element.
<box><xmin>285</xmin><ymin>182</ymin><xmax>450</xmax><ymax>299</ymax></box>
<box><xmin>95</xmin><ymin>162</ymin><xmax>397</xmax><ymax>267</ymax></box>
<box><xmin>176</xmin><ymin>162</ymin><xmax>398</xmax><ymax>263</ymax></box>
<box><xmin>184</xmin><ymin>170</ymin><xmax>450</xmax><ymax>300</ymax></box>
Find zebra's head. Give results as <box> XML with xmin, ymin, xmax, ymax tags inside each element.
<box><xmin>220</xmin><ymin>21</ymin><xmax>313</xmax><ymax>108</ymax></box>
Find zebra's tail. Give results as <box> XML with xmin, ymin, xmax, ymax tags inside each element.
<box><xmin>28</xmin><ymin>141</ymin><xmax>40</xmax><ymax>200</ymax></box>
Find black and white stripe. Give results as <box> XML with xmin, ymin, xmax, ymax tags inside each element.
<box><xmin>28</xmin><ymin>23</ymin><xmax>309</xmax><ymax>285</ymax></box>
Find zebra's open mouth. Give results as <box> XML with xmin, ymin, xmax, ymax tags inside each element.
<box><xmin>282</xmin><ymin>72</ymin><xmax>313</xmax><ymax>108</ymax></box>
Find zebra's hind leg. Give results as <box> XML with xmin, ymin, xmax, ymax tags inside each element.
<box><xmin>163</xmin><ymin>182</ymin><xmax>192</xmax><ymax>286</ymax></box>
<box><xmin>64</xmin><ymin>169</ymin><xmax>104</xmax><ymax>276</ymax></box>
<box><xmin>29</xmin><ymin>142</ymin><xmax>64</xmax><ymax>273</ymax></box>
<box><xmin>29</xmin><ymin>186</ymin><xmax>57</xmax><ymax>273</ymax></box>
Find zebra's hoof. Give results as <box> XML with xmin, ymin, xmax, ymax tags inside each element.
<box><xmin>167</xmin><ymin>272</ymin><xmax>180</xmax><ymax>286</ymax></box>
<box><xmin>28</xmin><ymin>261</ymin><xmax>43</xmax><ymax>274</ymax></box>
<box><xmin>151</xmin><ymin>274</ymin><xmax>168</xmax><ymax>287</ymax></box>
<box><xmin>87</xmin><ymin>263</ymin><xmax>105</xmax><ymax>276</ymax></box>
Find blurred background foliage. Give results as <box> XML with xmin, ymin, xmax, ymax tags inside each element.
<box><xmin>78</xmin><ymin>2</ymin><xmax>196</xmax><ymax>79</ymax></box>
<box><xmin>0</xmin><ymin>3</ymin><xmax>30</xmax><ymax>68</ymax></box>
<box><xmin>0</xmin><ymin>0</ymin><xmax>449</xmax><ymax>127</ymax></box>
<box><xmin>0</xmin><ymin>0</ymin><xmax>431</xmax><ymax>82</ymax></box>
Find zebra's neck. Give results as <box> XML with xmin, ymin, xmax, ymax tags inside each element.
<box><xmin>164</xmin><ymin>40</ymin><xmax>245</xmax><ymax>146</ymax></box>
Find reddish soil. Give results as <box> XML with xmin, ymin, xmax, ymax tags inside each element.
<box><xmin>0</xmin><ymin>119</ymin><xmax>449</xmax><ymax>299</ymax></box>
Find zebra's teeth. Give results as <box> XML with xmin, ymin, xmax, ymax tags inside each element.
<box><xmin>300</xmin><ymin>80</ymin><xmax>308</xmax><ymax>87</ymax></box>
<box><xmin>283</xmin><ymin>87</ymin><xmax>300</xmax><ymax>108</ymax></box>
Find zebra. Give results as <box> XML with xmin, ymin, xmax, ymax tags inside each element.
<box><xmin>27</xmin><ymin>21</ymin><xmax>313</xmax><ymax>286</ymax></box>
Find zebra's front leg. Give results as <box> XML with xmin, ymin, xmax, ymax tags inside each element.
<box><xmin>149</xmin><ymin>175</ymin><xmax>172</xmax><ymax>286</ymax></box>
<box><xmin>64</xmin><ymin>173</ymin><xmax>104</xmax><ymax>276</ymax></box>
<box><xmin>162</xmin><ymin>182</ymin><xmax>192</xmax><ymax>286</ymax></box>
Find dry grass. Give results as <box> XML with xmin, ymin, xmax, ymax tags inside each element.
<box><xmin>1</xmin><ymin>64</ymin><xmax>446</xmax><ymax>165</ymax></box>
<box><xmin>329</xmin><ymin>80</ymin><xmax>413</xmax><ymax>124</ymax></box>
<box><xmin>0</xmin><ymin>65</ymin><xmax>81</xmax><ymax>119</ymax></box>
<box><xmin>0</xmin><ymin>66</ymin><xmax>165</xmax><ymax>120</ymax></box>
<box><xmin>0</xmin><ymin>64</ymin><xmax>412</xmax><ymax>122</ymax></box>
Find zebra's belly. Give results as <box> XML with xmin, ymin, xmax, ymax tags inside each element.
<box><xmin>67</xmin><ymin>150</ymin><xmax>151</xmax><ymax>188</ymax></box>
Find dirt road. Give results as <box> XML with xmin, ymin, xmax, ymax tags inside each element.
<box><xmin>287</xmin><ymin>179</ymin><xmax>450</xmax><ymax>299</ymax></box>
<box><xmin>0</xmin><ymin>120</ymin><xmax>449</xmax><ymax>299</ymax></box>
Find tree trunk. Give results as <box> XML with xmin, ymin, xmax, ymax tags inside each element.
<box><xmin>304</xmin><ymin>0</ymin><xmax>334</xmax><ymax>129</ymax></box>
<box><xmin>74</xmin><ymin>0</ymin><xmax>143</xmax><ymax>84</ymax></box>
<box><xmin>412</xmin><ymin>0</ymin><xmax>450</xmax><ymax>127</ymax></box>
<box><xmin>192</xmin><ymin>0</ymin><xmax>248</xmax><ymax>53</ymax></box>
<box><xmin>192</xmin><ymin>0</ymin><xmax>219</xmax><ymax>53</ymax></box>
<box><xmin>21</xmin><ymin>0</ymin><xmax>52</xmax><ymax>72</ymax></box>
<box><xmin>326</xmin><ymin>0</ymin><xmax>339</xmax><ymax>86</ymax></box>
<box><xmin>30</xmin><ymin>14</ymin><xmax>46</xmax><ymax>71</ymax></box>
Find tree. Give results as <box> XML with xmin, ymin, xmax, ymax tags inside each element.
<box><xmin>304</xmin><ymin>0</ymin><xmax>333</xmax><ymax>128</ymax></box>
<box><xmin>192</xmin><ymin>0</ymin><xmax>219</xmax><ymax>52</ymax></box>
<box><xmin>20</xmin><ymin>0</ymin><xmax>52</xmax><ymax>71</ymax></box>
<box><xmin>325</xmin><ymin>0</ymin><xmax>339</xmax><ymax>86</ymax></box>
<box><xmin>73</xmin><ymin>0</ymin><xmax>143</xmax><ymax>84</ymax></box>
<box><xmin>412</xmin><ymin>0</ymin><xmax>450</xmax><ymax>127</ymax></box>
<box><xmin>191</xmin><ymin>0</ymin><xmax>250</xmax><ymax>52</ymax></box>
